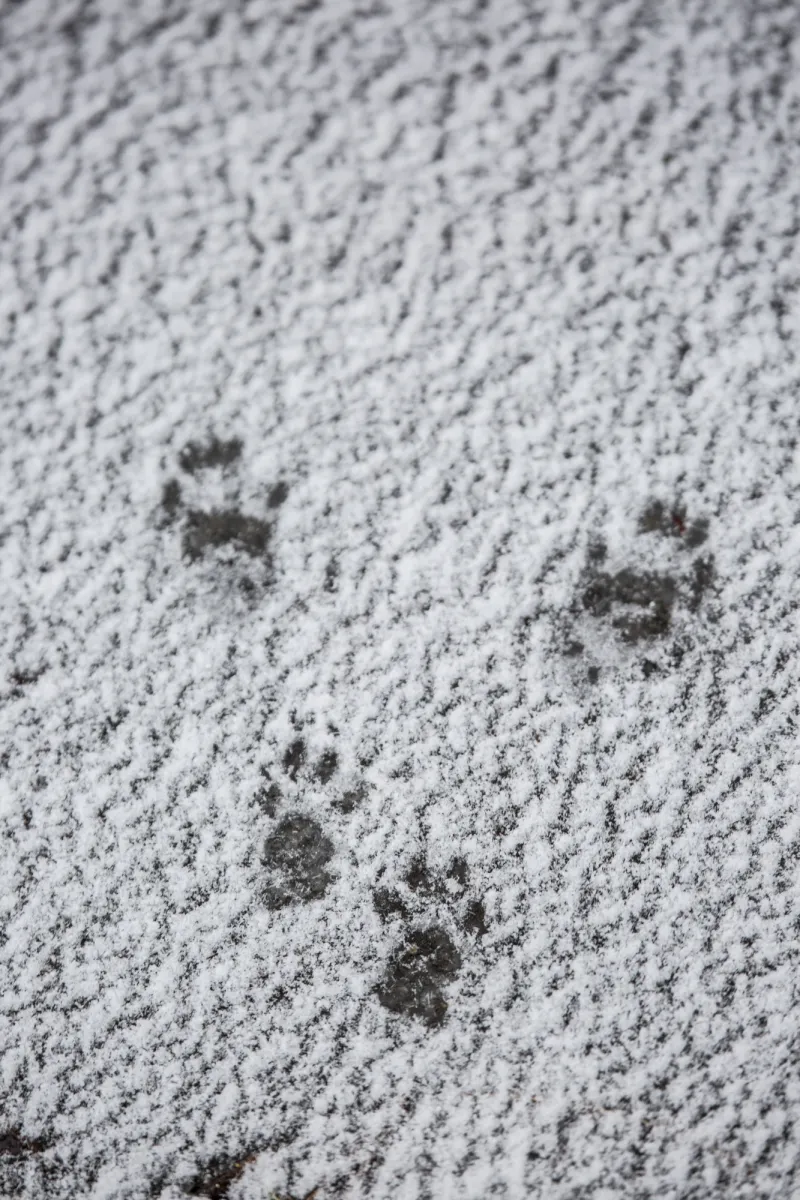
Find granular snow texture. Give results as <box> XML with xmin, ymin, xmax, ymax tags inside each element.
<box><xmin>2</xmin><ymin>0</ymin><xmax>800</xmax><ymax>1197</ymax></box>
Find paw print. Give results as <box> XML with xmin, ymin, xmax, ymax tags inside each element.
<box><xmin>158</xmin><ymin>434</ymin><xmax>288</xmax><ymax>587</ymax></box>
<box><xmin>372</xmin><ymin>854</ymin><xmax>489</xmax><ymax>1028</ymax></box>
<box><xmin>258</xmin><ymin>735</ymin><xmax>369</xmax><ymax>910</ymax></box>
<box><xmin>561</xmin><ymin>499</ymin><xmax>716</xmax><ymax>682</ymax></box>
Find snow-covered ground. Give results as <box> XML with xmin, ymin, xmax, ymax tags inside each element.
<box><xmin>2</xmin><ymin>0</ymin><xmax>800</xmax><ymax>1196</ymax></box>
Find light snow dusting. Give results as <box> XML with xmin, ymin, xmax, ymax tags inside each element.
<box><xmin>1</xmin><ymin>0</ymin><xmax>800</xmax><ymax>1196</ymax></box>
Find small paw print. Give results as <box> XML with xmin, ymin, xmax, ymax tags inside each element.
<box><xmin>372</xmin><ymin>853</ymin><xmax>489</xmax><ymax>1027</ymax></box>
<box><xmin>157</xmin><ymin>434</ymin><xmax>288</xmax><ymax>586</ymax></box>
<box><xmin>561</xmin><ymin>499</ymin><xmax>717</xmax><ymax>682</ymax></box>
<box><xmin>257</xmin><ymin>735</ymin><xmax>369</xmax><ymax>910</ymax></box>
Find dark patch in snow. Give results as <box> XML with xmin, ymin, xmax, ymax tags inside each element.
<box><xmin>333</xmin><ymin>783</ymin><xmax>367</xmax><ymax>813</ymax></box>
<box><xmin>376</xmin><ymin>926</ymin><xmax>462</xmax><ymax>1026</ymax></box>
<box><xmin>160</xmin><ymin>478</ymin><xmax>182</xmax><ymax>523</ymax></box>
<box><xmin>446</xmin><ymin>856</ymin><xmax>469</xmax><ymax>893</ymax></box>
<box><xmin>463</xmin><ymin>898</ymin><xmax>489</xmax><ymax>938</ymax></box>
<box><xmin>404</xmin><ymin>856</ymin><xmax>434</xmax><ymax>894</ymax></box>
<box><xmin>314</xmin><ymin>749</ymin><xmax>338</xmax><ymax>784</ymax></box>
<box><xmin>178</xmin><ymin>436</ymin><xmax>243</xmax><ymax>475</ymax></box>
<box><xmin>582</xmin><ymin>566</ymin><xmax>677</xmax><ymax>643</ymax></box>
<box><xmin>262</xmin><ymin>814</ymin><xmax>334</xmax><ymax>908</ymax></box>
<box><xmin>324</xmin><ymin>558</ymin><xmax>338</xmax><ymax>592</ymax></box>
<box><xmin>267</xmin><ymin>481</ymin><xmax>289</xmax><ymax>509</ymax></box>
<box><xmin>638</xmin><ymin>498</ymin><xmax>708</xmax><ymax>547</ymax></box>
<box><xmin>0</xmin><ymin>1129</ymin><xmax>47</xmax><ymax>1156</ymax></box>
<box><xmin>182</xmin><ymin>509</ymin><xmax>272</xmax><ymax>563</ymax></box>
<box><xmin>256</xmin><ymin>781</ymin><xmax>282</xmax><ymax>816</ymax></box>
<box><xmin>9</xmin><ymin>665</ymin><xmax>46</xmax><ymax>688</ymax></box>
<box><xmin>184</xmin><ymin>1150</ymin><xmax>258</xmax><ymax>1198</ymax></box>
<box><xmin>373</xmin><ymin>887</ymin><xmax>409</xmax><ymax>922</ymax></box>
<box><xmin>688</xmin><ymin>555</ymin><xmax>715</xmax><ymax>611</ymax></box>
<box><xmin>283</xmin><ymin>738</ymin><xmax>306</xmax><ymax>781</ymax></box>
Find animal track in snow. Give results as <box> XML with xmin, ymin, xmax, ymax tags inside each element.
<box><xmin>157</xmin><ymin>435</ymin><xmax>288</xmax><ymax>587</ymax></box>
<box><xmin>373</xmin><ymin>854</ymin><xmax>489</xmax><ymax>1027</ymax></box>
<box><xmin>561</xmin><ymin>499</ymin><xmax>717</xmax><ymax>684</ymax></box>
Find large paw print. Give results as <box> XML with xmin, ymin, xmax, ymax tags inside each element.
<box><xmin>562</xmin><ymin>498</ymin><xmax>716</xmax><ymax>681</ymax></box>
